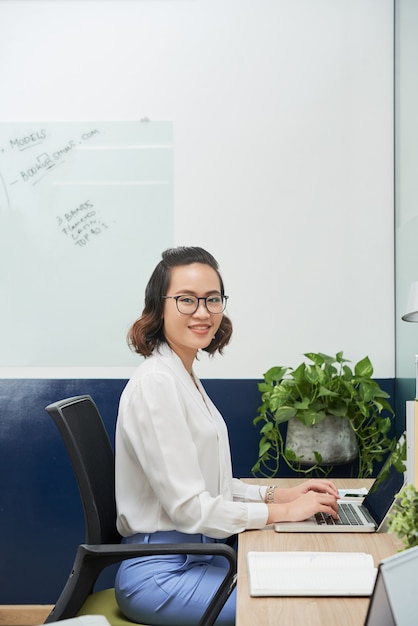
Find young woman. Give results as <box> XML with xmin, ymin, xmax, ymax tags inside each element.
<box><xmin>114</xmin><ymin>246</ymin><xmax>339</xmax><ymax>626</ymax></box>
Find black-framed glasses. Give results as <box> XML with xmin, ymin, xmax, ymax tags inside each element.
<box><xmin>162</xmin><ymin>294</ymin><xmax>229</xmax><ymax>315</ymax></box>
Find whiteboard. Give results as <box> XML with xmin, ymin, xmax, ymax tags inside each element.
<box><xmin>0</xmin><ymin>0</ymin><xmax>395</xmax><ymax>378</ymax></box>
<box><xmin>0</xmin><ymin>121</ymin><xmax>173</xmax><ymax>367</ymax></box>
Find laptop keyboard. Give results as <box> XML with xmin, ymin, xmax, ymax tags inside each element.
<box><xmin>315</xmin><ymin>503</ymin><xmax>370</xmax><ymax>526</ymax></box>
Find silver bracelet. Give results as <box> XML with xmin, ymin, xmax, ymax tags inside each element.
<box><xmin>264</xmin><ymin>485</ymin><xmax>277</xmax><ymax>504</ymax></box>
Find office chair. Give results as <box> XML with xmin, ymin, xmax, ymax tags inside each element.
<box><xmin>44</xmin><ymin>395</ymin><xmax>237</xmax><ymax>626</ymax></box>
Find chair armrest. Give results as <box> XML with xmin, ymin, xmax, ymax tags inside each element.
<box><xmin>45</xmin><ymin>542</ymin><xmax>237</xmax><ymax>626</ymax></box>
<box><xmin>80</xmin><ymin>540</ymin><xmax>236</xmax><ymax>562</ymax></box>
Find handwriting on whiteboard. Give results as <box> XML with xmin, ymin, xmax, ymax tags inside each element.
<box><xmin>56</xmin><ymin>199</ymin><xmax>109</xmax><ymax>248</ymax></box>
<box><xmin>2</xmin><ymin>128</ymin><xmax>101</xmax><ymax>188</ymax></box>
<box><xmin>0</xmin><ymin>126</ymin><xmax>110</xmax><ymax>248</ymax></box>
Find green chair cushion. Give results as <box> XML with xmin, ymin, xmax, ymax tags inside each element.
<box><xmin>77</xmin><ymin>587</ymin><xmax>149</xmax><ymax>626</ymax></box>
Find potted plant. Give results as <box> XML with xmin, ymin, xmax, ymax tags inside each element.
<box><xmin>388</xmin><ymin>483</ymin><xmax>418</xmax><ymax>550</ymax></box>
<box><xmin>252</xmin><ymin>351</ymin><xmax>397</xmax><ymax>478</ymax></box>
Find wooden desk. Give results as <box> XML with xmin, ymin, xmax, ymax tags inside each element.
<box><xmin>237</xmin><ymin>479</ymin><xmax>402</xmax><ymax>626</ymax></box>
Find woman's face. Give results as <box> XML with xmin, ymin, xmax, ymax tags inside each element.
<box><xmin>162</xmin><ymin>263</ymin><xmax>224</xmax><ymax>371</ymax></box>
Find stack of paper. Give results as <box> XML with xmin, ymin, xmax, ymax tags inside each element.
<box><xmin>247</xmin><ymin>551</ymin><xmax>377</xmax><ymax>597</ymax></box>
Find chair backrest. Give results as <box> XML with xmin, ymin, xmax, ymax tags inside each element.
<box><xmin>46</xmin><ymin>395</ymin><xmax>121</xmax><ymax>545</ymax></box>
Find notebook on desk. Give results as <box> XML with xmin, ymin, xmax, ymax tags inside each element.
<box><xmin>274</xmin><ymin>462</ymin><xmax>404</xmax><ymax>533</ymax></box>
<box><xmin>247</xmin><ymin>551</ymin><xmax>377</xmax><ymax>596</ymax></box>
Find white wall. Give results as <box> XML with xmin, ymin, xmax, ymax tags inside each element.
<box><xmin>395</xmin><ymin>0</ymin><xmax>418</xmax><ymax>379</ymax></box>
<box><xmin>0</xmin><ymin>0</ymin><xmax>394</xmax><ymax>378</ymax></box>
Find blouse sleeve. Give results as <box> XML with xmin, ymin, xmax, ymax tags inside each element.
<box><xmin>116</xmin><ymin>368</ymin><xmax>268</xmax><ymax>538</ymax></box>
<box><xmin>232</xmin><ymin>478</ymin><xmax>267</xmax><ymax>503</ymax></box>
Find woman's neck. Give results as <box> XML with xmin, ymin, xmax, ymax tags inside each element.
<box><xmin>166</xmin><ymin>341</ymin><xmax>197</xmax><ymax>375</ymax></box>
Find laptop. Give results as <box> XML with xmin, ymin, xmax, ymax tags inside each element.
<box><xmin>274</xmin><ymin>461</ymin><xmax>404</xmax><ymax>533</ymax></box>
<box><xmin>365</xmin><ymin>545</ymin><xmax>418</xmax><ymax>625</ymax></box>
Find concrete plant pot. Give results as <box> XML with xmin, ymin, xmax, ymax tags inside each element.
<box><xmin>285</xmin><ymin>414</ymin><xmax>358</xmax><ymax>466</ymax></box>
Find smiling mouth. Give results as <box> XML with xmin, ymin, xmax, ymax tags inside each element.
<box><xmin>189</xmin><ymin>325</ymin><xmax>211</xmax><ymax>333</ymax></box>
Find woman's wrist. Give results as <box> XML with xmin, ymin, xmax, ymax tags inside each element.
<box><xmin>266</xmin><ymin>502</ymin><xmax>288</xmax><ymax>525</ymax></box>
<box><xmin>259</xmin><ymin>483</ymin><xmax>282</xmax><ymax>508</ymax></box>
<box><xmin>264</xmin><ymin>485</ymin><xmax>277</xmax><ymax>504</ymax></box>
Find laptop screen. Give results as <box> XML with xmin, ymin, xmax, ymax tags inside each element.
<box><xmin>362</xmin><ymin>462</ymin><xmax>404</xmax><ymax>526</ymax></box>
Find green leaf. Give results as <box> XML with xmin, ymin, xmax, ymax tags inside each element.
<box><xmin>328</xmin><ymin>403</ymin><xmax>349</xmax><ymax>418</ymax></box>
<box><xmin>291</xmin><ymin>362</ymin><xmax>307</xmax><ymax>384</ymax></box>
<box><xmin>260</xmin><ymin>422</ymin><xmax>274</xmax><ymax>434</ymax></box>
<box><xmin>317</xmin><ymin>385</ymin><xmax>339</xmax><ymax>398</ymax></box>
<box><xmin>258</xmin><ymin>441</ymin><xmax>271</xmax><ymax>457</ymax></box>
<box><xmin>354</xmin><ymin>355</ymin><xmax>373</xmax><ymax>378</ymax></box>
<box><xmin>284</xmin><ymin>447</ymin><xmax>299</xmax><ymax>461</ymax></box>
<box><xmin>304</xmin><ymin>352</ymin><xmax>333</xmax><ymax>366</ymax></box>
<box><xmin>313</xmin><ymin>450</ymin><xmax>323</xmax><ymax>463</ymax></box>
<box><xmin>297</xmin><ymin>409</ymin><xmax>327</xmax><ymax>427</ymax></box>
<box><xmin>257</xmin><ymin>382</ymin><xmax>272</xmax><ymax>393</ymax></box>
<box><xmin>275</xmin><ymin>406</ymin><xmax>297</xmax><ymax>422</ymax></box>
<box><xmin>304</xmin><ymin>352</ymin><xmax>325</xmax><ymax>366</ymax></box>
<box><xmin>253</xmin><ymin>414</ymin><xmax>265</xmax><ymax>426</ymax></box>
<box><xmin>294</xmin><ymin>397</ymin><xmax>311</xmax><ymax>410</ymax></box>
<box><xmin>335</xmin><ymin>351</ymin><xmax>349</xmax><ymax>364</ymax></box>
<box><xmin>342</xmin><ymin>364</ymin><xmax>354</xmax><ymax>379</ymax></box>
<box><xmin>264</xmin><ymin>366</ymin><xmax>288</xmax><ymax>384</ymax></box>
<box><xmin>304</xmin><ymin>366</ymin><xmax>319</xmax><ymax>385</ymax></box>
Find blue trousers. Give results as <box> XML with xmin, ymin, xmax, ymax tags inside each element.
<box><xmin>115</xmin><ymin>531</ymin><xmax>236</xmax><ymax>626</ymax></box>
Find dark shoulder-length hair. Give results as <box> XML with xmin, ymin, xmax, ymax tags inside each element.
<box><xmin>128</xmin><ymin>246</ymin><xmax>233</xmax><ymax>357</ymax></box>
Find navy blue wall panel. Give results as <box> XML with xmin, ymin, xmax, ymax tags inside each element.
<box><xmin>0</xmin><ymin>379</ymin><xmax>126</xmax><ymax>603</ymax></box>
<box><xmin>0</xmin><ymin>377</ymin><xmax>397</xmax><ymax>603</ymax></box>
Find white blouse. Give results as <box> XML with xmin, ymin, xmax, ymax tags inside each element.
<box><xmin>115</xmin><ymin>343</ymin><xmax>269</xmax><ymax>539</ymax></box>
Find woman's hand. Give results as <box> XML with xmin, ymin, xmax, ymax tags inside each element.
<box><xmin>275</xmin><ymin>478</ymin><xmax>339</xmax><ymax>504</ymax></box>
<box><xmin>267</xmin><ymin>490</ymin><xmax>339</xmax><ymax>525</ymax></box>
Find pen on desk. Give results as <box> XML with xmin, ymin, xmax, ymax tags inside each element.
<box><xmin>342</xmin><ymin>493</ymin><xmax>364</xmax><ymax>498</ymax></box>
